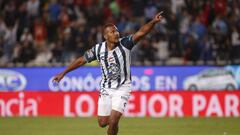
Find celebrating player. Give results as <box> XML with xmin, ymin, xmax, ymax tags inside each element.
<box><xmin>53</xmin><ymin>11</ymin><xmax>163</xmax><ymax>135</ymax></box>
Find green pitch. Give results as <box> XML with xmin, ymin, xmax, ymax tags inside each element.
<box><xmin>0</xmin><ymin>117</ymin><xmax>239</xmax><ymax>135</ymax></box>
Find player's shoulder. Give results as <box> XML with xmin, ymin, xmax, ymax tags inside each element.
<box><xmin>119</xmin><ymin>35</ymin><xmax>135</xmax><ymax>50</ymax></box>
<box><xmin>95</xmin><ymin>41</ymin><xmax>106</xmax><ymax>47</ymax></box>
<box><xmin>92</xmin><ymin>41</ymin><xmax>107</xmax><ymax>55</ymax></box>
<box><xmin>92</xmin><ymin>41</ymin><xmax>105</xmax><ymax>50</ymax></box>
<box><xmin>120</xmin><ymin>35</ymin><xmax>133</xmax><ymax>43</ymax></box>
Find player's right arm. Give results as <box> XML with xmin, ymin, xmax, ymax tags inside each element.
<box><xmin>53</xmin><ymin>46</ymin><xmax>97</xmax><ymax>83</ymax></box>
<box><xmin>52</xmin><ymin>56</ymin><xmax>86</xmax><ymax>82</ymax></box>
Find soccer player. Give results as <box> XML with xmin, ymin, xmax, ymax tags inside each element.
<box><xmin>53</xmin><ymin>12</ymin><xmax>163</xmax><ymax>135</ymax></box>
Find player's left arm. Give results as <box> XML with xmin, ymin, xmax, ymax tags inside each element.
<box><xmin>132</xmin><ymin>11</ymin><xmax>163</xmax><ymax>43</ymax></box>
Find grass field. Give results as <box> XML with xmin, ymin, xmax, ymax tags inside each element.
<box><xmin>0</xmin><ymin>117</ymin><xmax>239</xmax><ymax>135</ymax></box>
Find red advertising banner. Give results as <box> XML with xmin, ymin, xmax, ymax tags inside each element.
<box><xmin>0</xmin><ymin>91</ymin><xmax>240</xmax><ymax>117</ymax></box>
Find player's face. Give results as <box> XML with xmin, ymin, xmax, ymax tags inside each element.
<box><xmin>104</xmin><ymin>26</ymin><xmax>120</xmax><ymax>43</ymax></box>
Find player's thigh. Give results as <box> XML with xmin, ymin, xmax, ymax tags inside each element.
<box><xmin>108</xmin><ymin>109</ymin><xmax>123</xmax><ymax>124</ymax></box>
<box><xmin>98</xmin><ymin>94</ymin><xmax>111</xmax><ymax>116</ymax></box>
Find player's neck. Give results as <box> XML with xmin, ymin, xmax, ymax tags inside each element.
<box><xmin>106</xmin><ymin>41</ymin><xmax>117</xmax><ymax>51</ymax></box>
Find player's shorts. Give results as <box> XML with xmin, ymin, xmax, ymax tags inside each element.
<box><xmin>97</xmin><ymin>84</ymin><xmax>131</xmax><ymax>116</ymax></box>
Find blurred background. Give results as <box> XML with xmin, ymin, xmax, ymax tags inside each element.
<box><xmin>0</xmin><ymin>0</ymin><xmax>240</xmax><ymax>135</ymax></box>
<box><xmin>0</xmin><ymin>0</ymin><xmax>240</xmax><ymax>67</ymax></box>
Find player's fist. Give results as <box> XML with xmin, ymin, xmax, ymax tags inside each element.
<box><xmin>52</xmin><ymin>73</ymin><xmax>65</xmax><ymax>83</ymax></box>
<box><xmin>152</xmin><ymin>11</ymin><xmax>163</xmax><ymax>23</ymax></box>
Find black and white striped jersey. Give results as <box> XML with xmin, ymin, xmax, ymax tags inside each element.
<box><xmin>84</xmin><ymin>35</ymin><xmax>136</xmax><ymax>89</ymax></box>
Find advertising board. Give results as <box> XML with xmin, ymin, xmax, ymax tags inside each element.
<box><xmin>1</xmin><ymin>91</ymin><xmax>239</xmax><ymax>117</ymax></box>
<box><xmin>0</xmin><ymin>66</ymin><xmax>239</xmax><ymax>91</ymax></box>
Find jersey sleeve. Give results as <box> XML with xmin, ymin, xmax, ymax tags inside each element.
<box><xmin>120</xmin><ymin>35</ymin><xmax>136</xmax><ymax>50</ymax></box>
<box><xmin>83</xmin><ymin>46</ymin><xmax>97</xmax><ymax>63</ymax></box>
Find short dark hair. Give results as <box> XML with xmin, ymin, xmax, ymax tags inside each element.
<box><xmin>103</xmin><ymin>23</ymin><xmax>116</xmax><ymax>34</ymax></box>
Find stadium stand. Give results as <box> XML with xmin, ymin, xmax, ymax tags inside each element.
<box><xmin>0</xmin><ymin>0</ymin><xmax>239</xmax><ymax>67</ymax></box>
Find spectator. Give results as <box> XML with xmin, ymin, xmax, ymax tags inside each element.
<box><xmin>33</xmin><ymin>18</ymin><xmax>47</xmax><ymax>50</ymax></box>
<box><xmin>0</xmin><ymin>17</ymin><xmax>7</xmax><ymax>39</ymax></box>
<box><xmin>61</xmin><ymin>27</ymin><xmax>75</xmax><ymax>62</ymax></box>
<box><xmin>32</xmin><ymin>47</ymin><xmax>52</xmax><ymax>66</ymax></box>
<box><xmin>0</xmin><ymin>35</ymin><xmax>4</xmax><ymax>58</ymax></box>
<box><xmin>4</xmin><ymin>1</ymin><xmax>18</xmax><ymax>27</ymax></box>
<box><xmin>50</xmin><ymin>41</ymin><xmax>63</xmax><ymax>63</ymax></box>
<box><xmin>153</xmin><ymin>36</ymin><xmax>169</xmax><ymax>63</ymax></box>
<box><xmin>17</xmin><ymin>2</ymin><xmax>30</xmax><ymax>42</ymax></box>
<box><xmin>171</xmin><ymin>0</ymin><xmax>185</xmax><ymax>14</ymax></box>
<box><xmin>17</xmin><ymin>41</ymin><xmax>36</xmax><ymax>64</ymax></box>
<box><xmin>231</xmin><ymin>26</ymin><xmax>240</xmax><ymax>63</ymax></box>
<box><xmin>20</xmin><ymin>28</ymin><xmax>33</xmax><ymax>43</ymax></box>
<box><xmin>3</xmin><ymin>22</ymin><xmax>18</xmax><ymax>61</ymax></box>
<box><xmin>200</xmin><ymin>35</ymin><xmax>214</xmax><ymax>62</ymax></box>
<box><xmin>183</xmin><ymin>34</ymin><xmax>200</xmax><ymax>64</ymax></box>
<box><xmin>139</xmin><ymin>38</ymin><xmax>157</xmax><ymax>65</ymax></box>
<box><xmin>214</xmin><ymin>0</ymin><xmax>227</xmax><ymax>16</ymax></box>
<box><xmin>26</xmin><ymin>0</ymin><xmax>40</xmax><ymax>18</ymax></box>
<box><xmin>48</xmin><ymin>0</ymin><xmax>61</xmax><ymax>23</ymax></box>
<box><xmin>144</xmin><ymin>1</ymin><xmax>158</xmax><ymax>21</ymax></box>
<box><xmin>58</xmin><ymin>6</ymin><xmax>71</xmax><ymax>29</ymax></box>
<box><xmin>189</xmin><ymin>16</ymin><xmax>207</xmax><ymax>43</ymax></box>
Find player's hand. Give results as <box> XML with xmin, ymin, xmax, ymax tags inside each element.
<box><xmin>52</xmin><ymin>73</ymin><xmax>65</xmax><ymax>83</ymax></box>
<box><xmin>152</xmin><ymin>11</ymin><xmax>163</xmax><ymax>23</ymax></box>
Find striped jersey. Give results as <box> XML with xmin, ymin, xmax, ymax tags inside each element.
<box><xmin>84</xmin><ymin>35</ymin><xmax>136</xmax><ymax>89</ymax></box>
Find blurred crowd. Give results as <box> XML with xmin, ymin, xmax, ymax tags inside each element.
<box><xmin>0</xmin><ymin>0</ymin><xmax>240</xmax><ymax>67</ymax></box>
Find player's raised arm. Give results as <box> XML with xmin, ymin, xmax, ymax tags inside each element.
<box><xmin>52</xmin><ymin>56</ymin><xmax>87</xmax><ymax>83</ymax></box>
<box><xmin>132</xmin><ymin>11</ymin><xmax>163</xmax><ymax>43</ymax></box>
